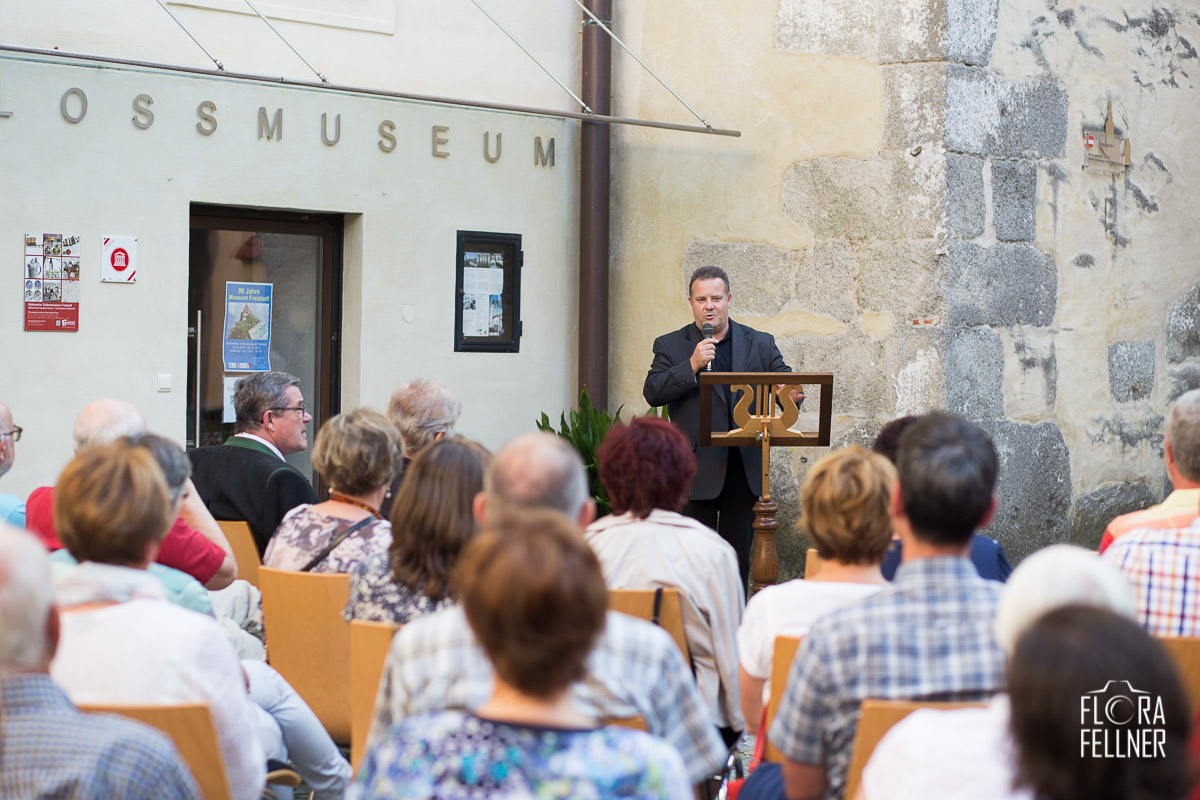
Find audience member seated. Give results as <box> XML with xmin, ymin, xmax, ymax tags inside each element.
<box><xmin>872</xmin><ymin>415</ymin><xmax>1012</xmax><ymax>582</ymax></box>
<box><xmin>857</xmin><ymin>544</ymin><xmax>1136</xmax><ymax>800</ymax></box>
<box><xmin>585</xmin><ymin>415</ymin><xmax>744</xmax><ymax>735</ymax></box>
<box><xmin>26</xmin><ymin>398</ymin><xmax>237</xmax><ymax>589</ymax></box>
<box><xmin>189</xmin><ymin>371</ymin><xmax>319</xmax><ymax>554</ymax></box>
<box><xmin>343</xmin><ymin>437</ymin><xmax>490</xmax><ymax>623</ymax></box>
<box><xmin>745</xmin><ymin>412</ymin><xmax>1008</xmax><ymax>800</ymax></box>
<box><xmin>48</xmin><ymin>439</ymin><xmax>351</xmax><ymax>800</ymax></box>
<box><xmin>0</xmin><ymin>525</ymin><xmax>201</xmax><ymax>799</ymax></box>
<box><xmin>1100</xmin><ymin>388</ymin><xmax>1200</xmax><ymax>553</ymax></box>
<box><xmin>366</xmin><ymin>432</ymin><xmax>728</xmax><ymax>789</ymax></box>
<box><xmin>0</xmin><ymin>402</ymin><xmax>26</xmax><ymax>527</ymax></box>
<box><xmin>737</xmin><ymin>446</ymin><xmax>893</xmax><ymax>734</ymax></box>
<box><xmin>1009</xmin><ymin>607</ymin><xmax>1192</xmax><ymax>800</ymax></box>
<box><xmin>265</xmin><ymin>407</ymin><xmax>400</xmax><ymax>573</ymax></box>
<box><xmin>351</xmin><ymin>508</ymin><xmax>692</xmax><ymax>800</ymax></box>
<box><xmin>380</xmin><ymin>378</ymin><xmax>462</xmax><ymax>518</ymax></box>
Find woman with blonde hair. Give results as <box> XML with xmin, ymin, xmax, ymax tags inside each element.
<box><xmin>343</xmin><ymin>436</ymin><xmax>490</xmax><ymax>624</ymax></box>
<box><xmin>264</xmin><ymin>407</ymin><xmax>401</xmax><ymax>573</ymax></box>
<box><xmin>736</xmin><ymin>445</ymin><xmax>896</xmax><ymax>732</ymax></box>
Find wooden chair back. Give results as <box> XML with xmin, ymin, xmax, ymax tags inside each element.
<box><xmin>605</xmin><ymin>715</ymin><xmax>648</xmax><ymax>731</ymax></box>
<box><xmin>844</xmin><ymin>698</ymin><xmax>986</xmax><ymax>799</ymax></box>
<box><xmin>805</xmin><ymin>548</ymin><xmax>825</xmax><ymax>579</ymax></box>
<box><xmin>217</xmin><ymin>520</ymin><xmax>260</xmax><ymax>587</ymax></box>
<box><xmin>80</xmin><ymin>703</ymin><xmax>231</xmax><ymax>800</ymax></box>
<box><xmin>608</xmin><ymin>588</ymin><xmax>689</xmax><ymax>662</ymax></box>
<box><xmin>258</xmin><ymin>568</ymin><xmax>352</xmax><ymax>742</ymax></box>
<box><xmin>349</xmin><ymin>619</ymin><xmax>402</xmax><ymax>769</ymax></box>
<box><xmin>763</xmin><ymin>635</ymin><xmax>803</xmax><ymax>762</ymax></box>
<box><xmin>1158</xmin><ymin>636</ymin><xmax>1200</xmax><ymax>714</ymax></box>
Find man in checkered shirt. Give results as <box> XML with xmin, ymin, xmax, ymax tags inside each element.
<box><xmin>366</xmin><ymin>433</ymin><xmax>728</xmax><ymax>789</ymax></box>
<box><xmin>757</xmin><ymin>412</ymin><xmax>1008</xmax><ymax>800</ymax></box>
<box><xmin>1102</xmin><ymin>389</ymin><xmax>1200</xmax><ymax>636</ymax></box>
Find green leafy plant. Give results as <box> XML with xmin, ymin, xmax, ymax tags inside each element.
<box><xmin>536</xmin><ymin>387</ymin><xmax>624</xmax><ymax>517</ymax></box>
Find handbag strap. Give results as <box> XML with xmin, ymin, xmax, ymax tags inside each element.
<box><xmin>651</xmin><ymin>586</ymin><xmax>664</xmax><ymax>626</ymax></box>
<box><xmin>300</xmin><ymin>516</ymin><xmax>374</xmax><ymax>572</ymax></box>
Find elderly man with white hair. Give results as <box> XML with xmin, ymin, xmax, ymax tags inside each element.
<box><xmin>24</xmin><ymin>398</ymin><xmax>236</xmax><ymax>590</ymax></box>
<box><xmin>0</xmin><ymin>525</ymin><xmax>200</xmax><ymax>798</ymax></box>
<box><xmin>381</xmin><ymin>378</ymin><xmax>462</xmax><ymax>518</ymax></box>
<box><xmin>853</xmin><ymin>545</ymin><xmax>1136</xmax><ymax>800</ymax></box>
<box><xmin>0</xmin><ymin>402</ymin><xmax>24</xmax><ymax>527</ymax></box>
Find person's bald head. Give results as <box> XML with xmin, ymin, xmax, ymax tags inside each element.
<box><xmin>72</xmin><ymin>399</ymin><xmax>145</xmax><ymax>452</ymax></box>
<box><xmin>480</xmin><ymin>432</ymin><xmax>594</xmax><ymax>525</ymax></box>
<box><xmin>0</xmin><ymin>402</ymin><xmax>13</xmax><ymax>480</ymax></box>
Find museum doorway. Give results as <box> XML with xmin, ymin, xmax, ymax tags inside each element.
<box><xmin>186</xmin><ymin>205</ymin><xmax>342</xmax><ymax>489</ymax></box>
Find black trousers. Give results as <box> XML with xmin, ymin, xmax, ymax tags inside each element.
<box><xmin>683</xmin><ymin>447</ymin><xmax>756</xmax><ymax>593</ymax></box>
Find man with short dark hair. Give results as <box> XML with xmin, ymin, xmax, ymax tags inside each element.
<box><xmin>1102</xmin><ymin>389</ymin><xmax>1200</xmax><ymax>635</ymax></box>
<box><xmin>751</xmin><ymin>412</ymin><xmax>1007</xmax><ymax>800</ymax></box>
<box><xmin>367</xmin><ymin>432</ymin><xmax>728</xmax><ymax>789</ymax></box>
<box><xmin>644</xmin><ymin>265</ymin><xmax>796</xmax><ymax>588</ymax></box>
<box><xmin>0</xmin><ymin>525</ymin><xmax>201</xmax><ymax>799</ymax></box>
<box><xmin>189</xmin><ymin>371</ymin><xmax>319</xmax><ymax>554</ymax></box>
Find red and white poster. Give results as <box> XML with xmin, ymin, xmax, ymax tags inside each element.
<box><xmin>23</xmin><ymin>232</ymin><xmax>81</xmax><ymax>332</ymax></box>
<box><xmin>101</xmin><ymin>236</ymin><xmax>137</xmax><ymax>283</ymax></box>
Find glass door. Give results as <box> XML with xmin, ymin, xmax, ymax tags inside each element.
<box><xmin>186</xmin><ymin>206</ymin><xmax>342</xmax><ymax>488</ymax></box>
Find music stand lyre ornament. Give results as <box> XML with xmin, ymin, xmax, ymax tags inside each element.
<box><xmin>698</xmin><ymin>372</ymin><xmax>833</xmax><ymax>593</ymax></box>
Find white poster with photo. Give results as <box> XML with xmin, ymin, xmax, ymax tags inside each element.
<box><xmin>462</xmin><ymin>258</ymin><xmax>505</xmax><ymax>338</ymax></box>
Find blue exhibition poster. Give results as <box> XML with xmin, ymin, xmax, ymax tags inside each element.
<box><xmin>222</xmin><ymin>281</ymin><xmax>273</xmax><ymax>371</ymax></box>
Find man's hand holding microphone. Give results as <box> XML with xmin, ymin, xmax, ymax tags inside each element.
<box><xmin>690</xmin><ymin>322</ymin><xmax>716</xmax><ymax>374</ymax></box>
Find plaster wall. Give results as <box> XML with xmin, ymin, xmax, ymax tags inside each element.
<box><xmin>0</xmin><ymin>52</ymin><xmax>577</xmax><ymax>498</ymax></box>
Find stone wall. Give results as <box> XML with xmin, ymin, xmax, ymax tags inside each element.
<box><xmin>610</xmin><ymin>0</ymin><xmax>1200</xmax><ymax>575</ymax></box>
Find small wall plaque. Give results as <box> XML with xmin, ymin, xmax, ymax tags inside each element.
<box><xmin>1083</xmin><ymin>101</ymin><xmax>1131</xmax><ymax>174</ymax></box>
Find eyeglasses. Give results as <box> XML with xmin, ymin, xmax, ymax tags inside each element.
<box><xmin>0</xmin><ymin>426</ymin><xmax>21</xmax><ymax>443</ymax></box>
<box><xmin>270</xmin><ymin>405</ymin><xmax>307</xmax><ymax>416</ymax></box>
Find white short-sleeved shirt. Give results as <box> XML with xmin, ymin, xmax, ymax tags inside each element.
<box><xmin>736</xmin><ymin>578</ymin><xmax>882</xmax><ymax>703</ymax></box>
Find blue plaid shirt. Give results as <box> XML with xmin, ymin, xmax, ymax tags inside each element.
<box><xmin>0</xmin><ymin>673</ymin><xmax>201</xmax><ymax>800</ymax></box>
<box><xmin>768</xmin><ymin>557</ymin><xmax>1006</xmax><ymax>800</ymax></box>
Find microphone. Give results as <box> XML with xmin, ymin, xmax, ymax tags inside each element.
<box><xmin>702</xmin><ymin>323</ymin><xmax>714</xmax><ymax>371</ymax></box>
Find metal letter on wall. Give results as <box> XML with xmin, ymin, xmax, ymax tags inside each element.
<box><xmin>534</xmin><ymin>136</ymin><xmax>555</xmax><ymax>167</ymax></box>
<box><xmin>60</xmin><ymin>88</ymin><xmax>87</xmax><ymax>124</ymax></box>
<box><xmin>258</xmin><ymin>107</ymin><xmax>283</xmax><ymax>141</ymax></box>
<box><xmin>432</xmin><ymin>125</ymin><xmax>450</xmax><ymax>158</ymax></box>
<box><xmin>321</xmin><ymin>112</ymin><xmax>341</xmax><ymax>146</ymax></box>
<box><xmin>132</xmin><ymin>94</ymin><xmax>155</xmax><ymax>129</ymax></box>
<box><xmin>378</xmin><ymin>120</ymin><xmax>396</xmax><ymax>153</ymax></box>
<box><xmin>196</xmin><ymin>101</ymin><xmax>218</xmax><ymax>136</ymax></box>
<box><xmin>483</xmin><ymin>132</ymin><xmax>501</xmax><ymax>163</ymax></box>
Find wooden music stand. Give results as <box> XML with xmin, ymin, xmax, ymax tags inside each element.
<box><xmin>699</xmin><ymin>371</ymin><xmax>833</xmax><ymax>592</ymax></box>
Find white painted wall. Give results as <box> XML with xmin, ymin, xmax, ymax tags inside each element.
<box><xmin>0</xmin><ymin>51</ymin><xmax>578</xmax><ymax>496</ymax></box>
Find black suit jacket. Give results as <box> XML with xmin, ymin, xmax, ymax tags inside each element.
<box><xmin>643</xmin><ymin>319</ymin><xmax>790</xmax><ymax>500</ymax></box>
<box><xmin>188</xmin><ymin>436</ymin><xmax>319</xmax><ymax>555</ymax></box>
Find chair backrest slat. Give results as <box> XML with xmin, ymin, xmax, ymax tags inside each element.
<box><xmin>217</xmin><ymin>520</ymin><xmax>260</xmax><ymax>588</ymax></box>
<box><xmin>349</xmin><ymin>619</ymin><xmax>402</xmax><ymax>770</ymax></box>
<box><xmin>1157</xmin><ymin>636</ymin><xmax>1200</xmax><ymax>714</ymax></box>
<box><xmin>608</xmin><ymin>588</ymin><xmax>689</xmax><ymax>663</ymax></box>
<box><xmin>763</xmin><ymin>635</ymin><xmax>803</xmax><ymax>762</ymax></box>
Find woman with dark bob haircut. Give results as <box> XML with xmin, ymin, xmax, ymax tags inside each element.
<box><xmin>343</xmin><ymin>436</ymin><xmax>490</xmax><ymax>624</ymax></box>
<box><xmin>585</xmin><ymin>415</ymin><xmax>745</xmax><ymax>735</ymax></box>
<box><xmin>1009</xmin><ymin>605</ymin><xmax>1193</xmax><ymax>800</ymax></box>
<box><xmin>350</xmin><ymin>509</ymin><xmax>692</xmax><ymax>799</ymax></box>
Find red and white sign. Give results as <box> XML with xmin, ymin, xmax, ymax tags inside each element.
<box><xmin>101</xmin><ymin>236</ymin><xmax>137</xmax><ymax>283</ymax></box>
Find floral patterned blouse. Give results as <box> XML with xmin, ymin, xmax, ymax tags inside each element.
<box><xmin>262</xmin><ymin>505</ymin><xmax>392</xmax><ymax>574</ymax></box>
<box><xmin>342</xmin><ymin>552</ymin><xmax>457</xmax><ymax>624</ymax></box>
<box><xmin>349</xmin><ymin>710</ymin><xmax>692</xmax><ymax>800</ymax></box>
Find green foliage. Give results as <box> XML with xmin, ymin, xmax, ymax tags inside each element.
<box><xmin>643</xmin><ymin>405</ymin><xmax>670</xmax><ymax>420</ymax></box>
<box><xmin>536</xmin><ymin>387</ymin><xmax>624</xmax><ymax>517</ymax></box>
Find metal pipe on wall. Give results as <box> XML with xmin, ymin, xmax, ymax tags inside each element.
<box><xmin>578</xmin><ymin>0</ymin><xmax>612</xmax><ymax>408</ymax></box>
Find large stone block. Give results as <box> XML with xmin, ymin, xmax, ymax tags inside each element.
<box><xmin>1107</xmin><ymin>340</ymin><xmax>1156</xmax><ymax>402</ymax></box>
<box><xmin>991</xmin><ymin>160</ymin><xmax>1037</xmax><ymax>241</ymax></box>
<box><xmin>945</xmin><ymin>326</ymin><xmax>1004</xmax><ymax>421</ymax></box>
<box><xmin>849</xmin><ymin>239</ymin><xmax>945</xmax><ymax>322</ymax></box>
<box><xmin>780</xmin><ymin>329</ymin><xmax>890</xmax><ymax>419</ymax></box>
<box><xmin>794</xmin><ymin>242</ymin><xmax>866</xmax><ymax>322</ymax></box>
<box><xmin>885</xmin><ymin>328</ymin><xmax>946</xmax><ymax>417</ymax></box>
<box><xmin>985</xmin><ymin>419</ymin><xmax>1072</xmax><ymax>562</ymax></box>
<box><xmin>782</xmin><ymin>154</ymin><xmax>943</xmax><ymax>241</ymax></box>
<box><xmin>946</xmin><ymin>242</ymin><xmax>1057</xmax><ymax>327</ymax></box>
<box><xmin>1166</xmin><ymin>281</ymin><xmax>1199</xmax><ymax>363</ymax></box>
<box><xmin>945</xmin><ymin>66</ymin><xmax>1069</xmax><ymax>159</ymax></box>
<box><xmin>682</xmin><ymin>240</ymin><xmax>793</xmax><ymax>317</ymax></box>
<box><xmin>944</xmin><ymin>0</ymin><xmax>999</xmax><ymax>66</ymax></box>
<box><xmin>1169</xmin><ymin>364</ymin><xmax>1200</xmax><ymax>402</ymax></box>
<box><xmin>946</xmin><ymin>153</ymin><xmax>985</xmax><ymax>238</ymax></box>
<box><xmin>1069</xmin><ymin>481</ymin><xmax>1156</xmax><ymax>550</ymax></box>
<box><xmin>882</xmin><ymin>64</ymin><xmax>947</xmax><ymax>151</ymax></box>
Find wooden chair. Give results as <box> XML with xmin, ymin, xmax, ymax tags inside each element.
<box><xmin>349</xmin><ymin>619</ymin><xmax>402</xmax><ymax>770</ymax></box>
<box><xmin>608</xmin><ymin>588</ymin><xmax>689</xmax><ymax>663</ymax></box>
<box><xmin>804</xmin><ymin>548</ymin><xmax>825</xmax><ymax>579</ymax></box>
<box><xmin>762</xmin><ymin>635</ymin><xmax>803</xmax><ymax>762</ymax></box>
<box><xmin>217</xmin><ymin>520</ymin><xmax>260</xmax><ymax>587</ymax></box>
<box><xmin>80</xmin><ymin>703</ymin><xmax>232</xmax><ymax>800</ymax></box>
<box><xmin>843</xmin><ymin>698</ymin><xmax>986</xmax><ymax>799</ymax></box>
<box><xmin>1158</xmin><ymin>636</ymin><xmax>1200</xmax><ymax>714</ymax></box>
<box><xmin>258</xmin><ymin>568</ymin><xmax>352</xmax><ymax>743</ymax></box>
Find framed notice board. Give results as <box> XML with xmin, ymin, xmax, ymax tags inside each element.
<box><xmin>454</xmin><ymin>230</ymin><xmax>522</xmax><ymax>353</ymax></box>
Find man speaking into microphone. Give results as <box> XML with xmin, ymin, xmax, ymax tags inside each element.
<box><xmin>644</xmin><ymin>266</ymin><xmax>796</xmax><ymax>590</ymax></box>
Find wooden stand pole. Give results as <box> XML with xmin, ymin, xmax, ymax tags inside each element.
<box><xmin>750</xmin><ymin>497</ymin><xmax>778</xmax><ymax>594</ymax></box>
